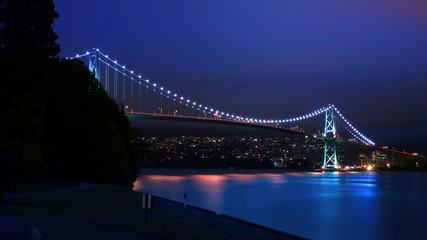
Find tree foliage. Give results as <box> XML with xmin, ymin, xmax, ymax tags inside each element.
<box><xmin>0</xmin><ymin>0</ymin><xmax>60</xmax><ymax>57</ymax></box>
<box><xmin>0</xmin><ymin>0</ymin><xmax>139</xmax><ymax>200</ymax></box>
<box><xmin>42</xmin><ymin>59</ymin><xmax>139</xmax><ymax>186</ymax></box>
<box><xmin>0</xmin><ymin>0</ymin><xmax>58</xmax><ymax>188</ymax></box>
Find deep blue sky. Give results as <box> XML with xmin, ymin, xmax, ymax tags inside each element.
<box><xmin>53</xmin><ymin>0</ymin><xmax>427</xmax><ymax>150</ymax></box>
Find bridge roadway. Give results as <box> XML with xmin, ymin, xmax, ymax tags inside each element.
<box><xmin>126</xmin><ymin>112</ymin><xmax>425</xmax><ymax>159</ymax></box>
<box><xmin>126</xmin><ymin>112</ymin><xmax>364</xmax><ymax>145</ymax></box>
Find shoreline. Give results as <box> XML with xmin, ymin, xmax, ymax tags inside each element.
<box><xmin>150</xmin><ymin>194</ymin><xmax>305</xmax><ymax>240</ymax></box>
<box><xmin>140</xmin><ymin>167</ymin><xmax>427</xmax><ymax>173</ymax></box>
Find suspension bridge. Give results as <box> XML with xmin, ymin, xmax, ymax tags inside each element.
<box><xmin>71</xmin><ymin>49</ymin><xmax>424</xmax><ymax>169</ymax></box>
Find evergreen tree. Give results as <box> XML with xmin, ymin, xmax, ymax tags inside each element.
<box><xmin>0</xmin><ymin>0</ymin><xmax>140</xmax><ymax>200</ymax></box>
<box><xmin>0</xmin><ymin>0</ymin><xmax>59</xmax><ymax>196</ymax></box>
<box><xmin>42</xmin><ymin>59</ymin><xmax>139</xmax><ymax>186</ymax></box>
<box><xmin>0</xmin><ymin>0</ymin><xmax>60</xmax><ymax>56</ymax></box>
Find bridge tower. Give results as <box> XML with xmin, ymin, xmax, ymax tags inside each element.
<box><xmin>323</xmin><ymin>105</ymin><xmax>338</xmax><ymax>169</ymax></box>
<box><xmin>88</xmin><ymin>50</ymin><xmax>100</xmax><ymax>80</ymax></box>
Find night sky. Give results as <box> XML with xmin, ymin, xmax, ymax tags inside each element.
<box><xmin>53</xmin><ymin>0</ymin><xmax>427</xmax><ymax>151</ymax></box>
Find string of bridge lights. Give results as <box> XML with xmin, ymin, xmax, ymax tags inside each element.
<box><xmin>70</xmin><ymin>49</ymin><xmax>329</xmax><ymax>123</ymax></box>
<box><xmin>70</xmin><ymin>49</ymin><xmax>374</xmax><ymax>146</ymax></box>
<box><xmin>339</xmin><ymin>122</ymin><xmax>369</xmax><ymax>145</ymax></box>
<box><xmin>334</xmin><ymin>107</ymin><xmax>375</xmax><ymax>145</ymax></box>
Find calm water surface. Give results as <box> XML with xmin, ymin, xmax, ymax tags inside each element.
<box><xmin>133</xmin><ymin>169</ymin><xmax>427</xmax><ymax>240</ymax></box>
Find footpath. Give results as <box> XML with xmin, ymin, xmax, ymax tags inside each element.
<box><xmin>0</xmin><ymin>183</ymin><xmax>306</xmax><ymax>240</ymax></box>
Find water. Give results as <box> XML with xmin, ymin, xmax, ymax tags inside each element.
<box><xmin>133</xmin><ymin>169</ymin><xmax>427</xmax><ymax>239</ymax></box>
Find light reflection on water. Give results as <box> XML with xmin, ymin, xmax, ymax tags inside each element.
<box><xmin>133</xmin><ymin>169</ymin><xmax>427</xmax><ymax>240</ymax></box>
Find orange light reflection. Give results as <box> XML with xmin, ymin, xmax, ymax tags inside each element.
<box><xmin>191</xmin><ymin>174</ymin><xmax>225</xmax><ymax>190</ymax></box>
<box><xmin>191</xmin><ymin>174</ymin><xmax>225</xmax><ymax>206</ymax></box>
<box><xmin>225</xmin><ymin>174</ymin><xmax>257</xmax><ymax>182</ymax></box>
<box><xmin>145</xmin><ymin>175</ymin><xmax>187</xmax><ymax>182</ymax></box>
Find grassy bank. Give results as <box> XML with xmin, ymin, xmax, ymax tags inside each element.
<box><xmin>3</xmin><ymin>184</ymin><xmax>144</xmax><ymax>218</ymax></box>
<box><xmin>98</xmin><ymin>218</ymin><xmax>235</xmax><ymax>240</ymax></box>
<box><xmin>9</xmin><ymin>181</ymin><xmax>79</xmax><ymax>194</ymax></box>
<box><xmin>0</xmin><ymin>182</ymin><xmax>235</xmax><ymax>240</ymax></box>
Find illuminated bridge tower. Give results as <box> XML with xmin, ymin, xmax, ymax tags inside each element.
<box><xmin>323</xmin><ymin>105</ymin><xmax>338</xmax><ymax>169</ymax></box>
<box><xmin>89</xmin><ymin>50</ymin><xmax>100</xmax><ymax>80</ymax></box>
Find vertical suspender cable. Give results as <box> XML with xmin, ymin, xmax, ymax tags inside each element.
<box><xmin>105</xmin><ymin>62</ymin><xmax>108</xmax><ymax>92</ymax></box>
<box><xmin>131</xmin><ymin>78</ymin><xmax>134</xmax><ymax>111</ymax></box>
<box><xmin>146</xmin><ymin>82</ymin><xmax>148</xmax><ymax>113</ymax></box>
<box><xmin>114</xmin><ymin>63</ymin><xmax>118</xmax><ymax>100</ymax></box>
<box><xmin>138</xmin><ymin>82</ymin><xmax>141</xmax><ymax>112</ymax></box>
<box><xmin>153</xmin><ymin>88</ymin><xmax>156</xmax><ymax>114</ymax></box>
<box><xmin>123</xmin><ymin>71</ymin><xmax>126</xmax><ymax>105</ymax></box>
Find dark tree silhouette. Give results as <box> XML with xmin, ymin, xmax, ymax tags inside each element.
<box><xmin>0</xmin><ymin>0</ymin><xmax>139</xmax><ymax>200</ymax></box>
<box><xmin>0</xmin><ymin>0</ymin><xmax>60</xmax><ymax>56</ymax></box>
<box><xmin>0</xmin><ymin>0</ymin><xmax>59</xmax><ymax>197</ymax></box>
<box><xmin>41</xmin><ymin>59</ymin><xmax>139</xmax><ymax>186</ymax></box>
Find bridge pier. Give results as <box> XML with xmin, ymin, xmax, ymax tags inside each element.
<box><xmin>323</xmin><ymin>105</ymin><xmax>338</xmax><ymax>169</ymax></box>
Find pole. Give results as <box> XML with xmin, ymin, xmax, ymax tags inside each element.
<box><xmin>145</xmin><ymin>205</ymin><xmax>148</xmax><ymax>240</ymax></box>
<box><xmin>9</xmin><ymin>181</ymin><xmax>13</xmax><ymax>208</ymax></box>
<box><xmin>143</xmin><ymin>193</ymin><xmax>151</xmax><ymax>240</ymax></box>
